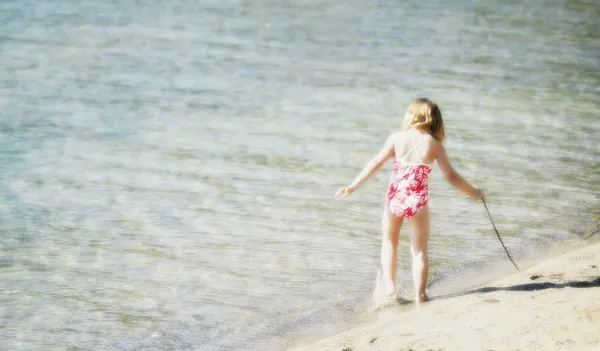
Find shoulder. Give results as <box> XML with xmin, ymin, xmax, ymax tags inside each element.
<box><xmin>426</xmin><ymin>136</ymin><xmax>445</xmax><ymax>155</ymax></box>
<box><xmin>420</xmin><ymin>133</ymin><xmax>442</xmax><ymax>149</ymax></box>
<box><xmin>388</xmin><ymin>131</ymin><xmax>408</xmax><ymax>141</ymax></box>
<box><xmin>424</xmin><ymin>134</ymin><xmax>439</xmax><ymax>145</ymax></box>
<box><xmin>384</xmin><ymin>131</ymin><xmax>402</xmax><ymax>143</ymax></box>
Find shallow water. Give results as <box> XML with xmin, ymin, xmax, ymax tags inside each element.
<box><xmin>1</xmin><ymin>0</ymin><xmax>599</xmax><ymax>350</ymax></box>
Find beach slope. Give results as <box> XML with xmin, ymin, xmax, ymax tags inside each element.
<box><xmin>290</xmin><ymin>241</ymin><xmax>600</xmax><ymax>351</ymax></box>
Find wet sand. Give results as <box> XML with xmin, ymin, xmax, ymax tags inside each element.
<box><xmin>289</xmin><ymin>241</ymin><xmax>600</xmax><ymax>351</ymax></box>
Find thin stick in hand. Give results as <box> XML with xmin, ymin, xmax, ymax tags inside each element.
<box><xmin>482</xmin><ymin>198</ymin><xmax>519</xmax><ymax>270</ymax></box>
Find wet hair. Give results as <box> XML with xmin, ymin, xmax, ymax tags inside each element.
<box><xmin>402</xmin><ymin>98</ymin><xmax>445</xmax><ymax>142</ymax></box>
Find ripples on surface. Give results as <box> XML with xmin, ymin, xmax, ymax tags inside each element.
<box><xmin>1</xmin><ymin>0</ymin><xmax>599</xmax><ymax>349</ymax></box>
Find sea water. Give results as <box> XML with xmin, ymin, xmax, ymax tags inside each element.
<box><xmin>1</xmin><ymin>0</ymin><xmax>599</xmax><ymax>350</ymax></box>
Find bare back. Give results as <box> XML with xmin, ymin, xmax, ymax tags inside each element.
<box><xmin>390</xmin><ymin>129</ymin><xmax>438</xmax><ymax>165</ymax></box>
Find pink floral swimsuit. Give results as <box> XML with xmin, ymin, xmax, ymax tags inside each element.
<box><xmin>386</xmin><ymin>137</ymin><xmax>432</xmax><ymax>219</ymax></box>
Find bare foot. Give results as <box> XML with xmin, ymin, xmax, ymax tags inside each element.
<box><xmin>415</xmin><ymin>293</ymin><xmax>429</xmax><ymax>307</ymax></box>
<box><xmin>372</xmin><ymin>282</ymin><xmax>397</xmax><ymax>307</ymax></box>
<box><xmin>373</xmin><ymin>285</ymin><xmax>397</xmax><ymax>302</ymax></box>
<box><xmin>373</xmin><ymin>271</ymin><xmax>397</xmax><ymax>300</ymax></box>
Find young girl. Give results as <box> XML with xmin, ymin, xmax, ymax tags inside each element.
<box><xmin>336</xmin><ymin>98</ymin><xmax>484</xmax><ymax>306</ymax></box>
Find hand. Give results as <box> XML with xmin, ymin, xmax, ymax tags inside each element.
<box><xmin>335</xmin><ymin>185</ymin><xmax>356</xmax><ymax>197</ymax></box>
<box><xmin>471</xmin><ymin>188</ymin><xmax>485</xmax><ymax>201</ymax></box>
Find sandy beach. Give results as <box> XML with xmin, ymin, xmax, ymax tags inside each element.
<box><xmin>289</xmin><ymin>240</ymin><xmax>600</xmax><ymax>351</ymax></box>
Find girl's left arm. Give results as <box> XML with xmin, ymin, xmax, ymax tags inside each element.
<box><xmin>336</xmin><ymin>135</ymin><xmax>395</xmax><ymax>196</ymax></box>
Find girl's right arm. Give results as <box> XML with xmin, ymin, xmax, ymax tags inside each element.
<box><xmin>335</xmin><ymin>134</ymin><xmax>395</xmax><ymax>197</ymax></box>
<box><xmin>435</xmin><ymin>143</ymin><xmax>484</xmax><ymax>200</ymax></box>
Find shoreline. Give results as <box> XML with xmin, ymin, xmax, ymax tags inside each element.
<box><xmin>288</xmin><ymin>239</ymin><xmax>600</xmax><ymax>351</ymax></box>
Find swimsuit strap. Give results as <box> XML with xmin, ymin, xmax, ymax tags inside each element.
<box><xmin>410</xmin><ymin>135</ymin><xmax>425</xmax><ymax>164</ymax></box>
<box><xmin>399</xmin><ymin>135</ymin><xmax>425</xmax><ymax>163</ymax></box>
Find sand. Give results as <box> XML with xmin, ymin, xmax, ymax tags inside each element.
<box><xmin>289</xmin><ymin>241</ymin><xmax>600</xmax><ymax>351</ymax></box>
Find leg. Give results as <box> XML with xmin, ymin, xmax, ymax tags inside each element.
<box><xmin>380</xmin><ymin>206</ymin><xmax>403</xmax><ymax>296</ymax></box>
<box><xmin>408</xmin><ymin>205</ymin><xmax>430</xmax><ymax>306</ymax></box>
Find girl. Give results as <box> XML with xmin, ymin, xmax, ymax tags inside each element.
<box><xmin>336</xmin><ymin>98</ymin><xmax>484</xmax><ymax>306</ymax></box>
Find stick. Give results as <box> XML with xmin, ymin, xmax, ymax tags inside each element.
<box><xmin>482</xmin><ymin>198</ymin><xmax>519</xmax><ymax>270</ymax></box>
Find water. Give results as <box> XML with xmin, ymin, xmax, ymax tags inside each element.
<box><xmin>1</xmin><ymin>0</ymin><xmax>599</xmax><ymax>350</ymax></box>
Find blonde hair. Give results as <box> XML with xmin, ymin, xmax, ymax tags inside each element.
<box><xmin>402</xmin><ymin>98</ymin><xmax>445</xmax><ymax>142</ymax></box>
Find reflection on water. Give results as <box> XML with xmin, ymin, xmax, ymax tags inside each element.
<box><xmin>1</xmin><ymin>0</ymin><xmax>599</xmax><ymax>349</ymax></box>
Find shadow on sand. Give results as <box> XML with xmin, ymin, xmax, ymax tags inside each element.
<box><xmin>431</xmin><ymin>276</ymin><xmax>600</xmax><ymax>301</ymax></box>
